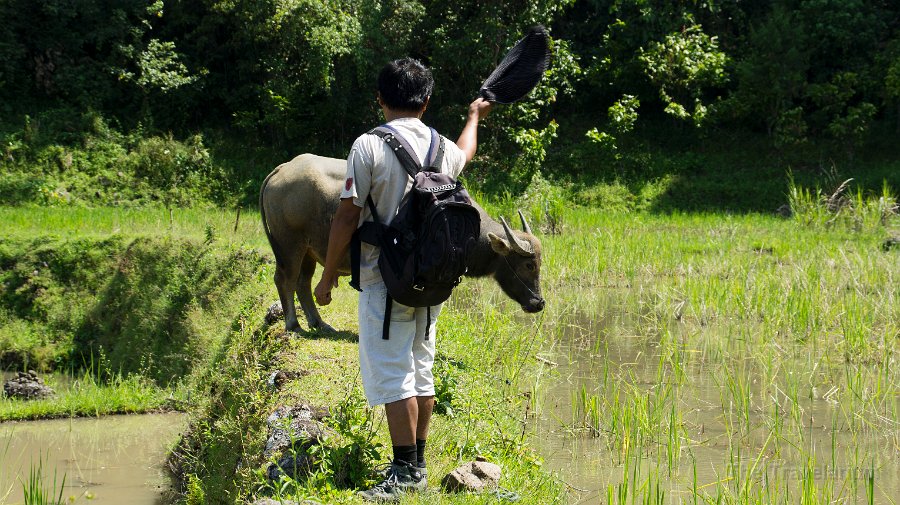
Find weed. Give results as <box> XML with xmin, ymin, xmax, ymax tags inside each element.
<box><xmin>787</xmin><ymin>172</ymin><xmax>898</xmax><ymax>231</ymax></box>
<box><xmin>184</xmin><ymin>473</ymin><xmax>205</xmax><ymax>505</ymax></box>
<box><xmin>433</xmin><ymin>354</ymin><xmax>461</xmax><ymax>417</ymax></box>
<box><xmin>318</xmin><ymin>391</ymin><xmax>384</xmax><ymax>489</ymax></box>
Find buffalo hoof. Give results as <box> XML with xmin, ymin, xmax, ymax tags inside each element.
<box><xmin>312</xmin><ymin>322</ymin><xmax>337</xmax><ymax>334</ymax></box>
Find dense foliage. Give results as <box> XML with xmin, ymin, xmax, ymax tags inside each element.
<box><xmin>1</xmin><ymin>0</ymin><xmax>899</xmax><ymax>210</ymax></box>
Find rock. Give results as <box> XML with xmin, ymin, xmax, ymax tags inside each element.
<box><xmin>442</xmin><ymin>467</ymin><xmax>486</xmax><ymax>492</ymax></box>
<box><xmin>266</xmin><ymin>451</ymin><xmax>316</xmax><ymax>481</ymax></box>
<box><xmin>264</xmin><ymin>404</ymin><xmax>330</xmax><ymax>457</ymax></box>
<box><xmin>264</xmin><ymin>404</ymin><xmax>331</xmax><ymax>482</ymax></box>
<box><xmin>3</xmin><ymin>371</ymin><xmax>55</xmax><ymax>400</ymax></box>
<box><xmin>265</xmin><ymin>370</ymin><xmax>302</xmax><ymax>391</ymax></box>
<box><xmin>471</xmin><ymin>460</ymin><xmax>502</xmax><ymax>484</ymax></box>
<box><xmin>441</xmin><ymin>460</ymin><xmax>502</xmax><ymax>493</ymax></box>
<box><xmin>265</xmin><ymin>302</ymin><xmax>284</xmax><ymax>325</ymax></box>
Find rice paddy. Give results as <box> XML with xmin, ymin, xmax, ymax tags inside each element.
<box><xmin>506</xmin><ymin>208</ymin><xmax>899</xmax><ymax>504</ymax></box>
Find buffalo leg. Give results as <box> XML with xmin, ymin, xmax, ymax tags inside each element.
<box><xmin>274</xmin><ymin>255</ymin><xmax>302</xmax><ymax>332</ymax></box>
<box><xmin>297</xmin><ymin>251</ymin><xmax>335</xmax><ymax>333</ymax></box>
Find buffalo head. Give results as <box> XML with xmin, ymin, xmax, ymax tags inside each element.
<box><xmin>486</xmin><ymin>210</ymin><xmax>545</xmax><ymax>313</ymax></box>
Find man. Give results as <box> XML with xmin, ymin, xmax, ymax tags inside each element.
<box><xmin>313</xmin><ymin>57</ymin><xmax>492</xmax><ymax>501</ymax></box>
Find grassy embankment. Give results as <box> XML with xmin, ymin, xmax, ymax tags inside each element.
<box><xmin>0</xmin><ymin>207</ymin><xmax>271</xmax><ymax>420</ymax></box>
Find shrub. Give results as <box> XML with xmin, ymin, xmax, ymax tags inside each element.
<box><xmin>0</xmin><ymin>112</ymin><xmax>234</xmax><ymax>207</ymax></box>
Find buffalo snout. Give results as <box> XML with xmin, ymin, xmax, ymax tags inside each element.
<box><xmin>523</xmin><ymin>297</ymin><xmax>545</xmax><ymax>313</ymax></box>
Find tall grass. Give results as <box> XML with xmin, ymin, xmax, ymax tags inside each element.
<box><xmin>787</xmin><ymin>173</ymin><xmax>899</xmax><ymax>231</ymax></box>
<box><xmin>20</xmin><ymin>454</ymin><xmax>66</xmax><ymax>505</ymax></box>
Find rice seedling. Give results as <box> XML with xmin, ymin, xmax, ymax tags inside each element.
<box><xmin>19</xmin><ymin>454</ymin><xmax>66</xmax><ymax>505</ymax></box>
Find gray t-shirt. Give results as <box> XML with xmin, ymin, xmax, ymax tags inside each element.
<box><xmin>341</xmin><ymin>117</ymin><xmax>466</xmax><ymax>288</ymax></box>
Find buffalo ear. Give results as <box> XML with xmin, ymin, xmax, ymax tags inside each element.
<box><xmin>487</xmin><ymin>233</ymin><xmax>512</xmax><ymax>256</ymax></box>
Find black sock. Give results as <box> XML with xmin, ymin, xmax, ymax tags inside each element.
<box><xmin>416</xmin><ymin>439</ymin><xmax>426</xmax><ymax>468</ymax></box>
<box><xmin>392</xmin><ymin>444</ymin><xmax>417</xmax><ymax>467</ymax></box>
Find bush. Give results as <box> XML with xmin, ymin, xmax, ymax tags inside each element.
<box><xmin>0</xmin><ymin>112</ymin><xmax>235</xmax><ymax>207</ymax></box>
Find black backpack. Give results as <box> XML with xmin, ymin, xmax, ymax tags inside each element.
<box><xmin>350</xmin><ymin>125</ymin><xmax>480</xmax><ymax>339</ymax></box>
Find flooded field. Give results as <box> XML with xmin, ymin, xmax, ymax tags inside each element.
<box><xmin>530</xmin><ymin>302</ymin><xmax>900</xmax><ymax>504</ymax></box>
<box><xmin>0</xmin><ymin>413</ymin><xmax>186</xmax><ymax>504</ymax></box>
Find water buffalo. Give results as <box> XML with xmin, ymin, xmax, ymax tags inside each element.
<box><xmin>259</xmin><ymin>153</ymin><xmax>545</xmax><ymax>332</ymax></box>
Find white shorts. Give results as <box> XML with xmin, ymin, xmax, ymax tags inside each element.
<box><xmin>358</xmin><ymin>282</ymin><xmax>440</xmax><ymax>406</ymax></box>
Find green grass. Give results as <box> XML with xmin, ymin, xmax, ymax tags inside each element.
<box><xmin>1</xmin><ymin>208</ymin><xmax>273</xmax><ymax>422</ymax></box>
<box><xmin>0</xmin><ymin>371</ymin><xmax>180</xmax><ymax>421</ymax></box>
<box><xmin>0</xmin><ymin>206</ymin><xmax>268</xmax><ymax>247</ymax></box>
<box><xmin>173</xmin><ymin>283</ymin><xmax>565</xmax><ymax>504</ymax></box>
<box><xmin>0</xmin><ymin>229</ymin><xmax>271</xmax><ymax>379</ymax></box>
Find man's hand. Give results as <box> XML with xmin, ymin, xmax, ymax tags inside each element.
<box><xmin>467</xmin><ymin>97</ymin><xmax>493</xmax><ymax>121</ymax></box>
<box><xmin>314</xmin><ymin>276</ymin><xmax>338</xmax><ymax>306</ymax></box>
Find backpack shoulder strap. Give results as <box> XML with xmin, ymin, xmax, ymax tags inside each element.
<box><xmin>368</xmin><ymin>126</ymin><xmax>420</xmax><ymax>179</ymax></box>
<box><xmin>424</xmin><ymin>129</ymin><xmax>446</xmax><ymax>172</ymax></box>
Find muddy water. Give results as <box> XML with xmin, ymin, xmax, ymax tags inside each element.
<box><xmin>0</xmin><ymin>413</ymin><xmax>185</xmax><ymax>504</ymax></box>
<box><xmin>530</xmin><ymin>310</ymin><xmax>900</xmax><ymax>504</ymax></box>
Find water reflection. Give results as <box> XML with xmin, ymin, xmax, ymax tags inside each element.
<box><xmin>0</xmin><ymin>413</ymin><xmax>185</xmax><ymax>504</ymax></box>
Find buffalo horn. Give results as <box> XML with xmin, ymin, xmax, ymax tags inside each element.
<box><xmin>500</xmin><ymin>216</ymin><xmax>535</xmax><ymax>257</ymax></box>
<box><xmin>517</xmin><ymin>209</ymin><xmax>533</xmax><ymax>235</ymax></box>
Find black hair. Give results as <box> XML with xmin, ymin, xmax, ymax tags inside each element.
<box><xmin>377</xmin><ymin>58</ymin><xmax>433</xmax><ymax>112</ymax></box>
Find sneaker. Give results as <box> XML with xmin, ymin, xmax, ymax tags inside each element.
<box><xmin>358</xmin><ymin>461</ymin><xmax>426</xmax><ymax>502</ymax></box>
<box><xmin>375</xmin><ymin>462</ymin><xmax>427</xmax><ymax>480</ymax></box>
